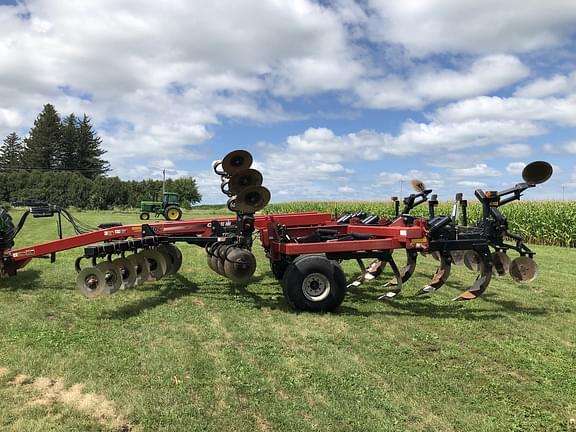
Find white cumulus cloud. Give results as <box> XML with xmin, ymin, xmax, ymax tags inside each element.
<box><xmin>362</xmin><ymin>0</ymin><xmax>576</xmax><ymax>56</ymax></box>
<box><xmin>451</xmin><ymin>164</ymin><xmax>501</xmax><ymax>177</ymax></box>
<box><xmin>355</xmin><ymin>55</ymin><xmax>529</xmax><ymax>109</ymax></box>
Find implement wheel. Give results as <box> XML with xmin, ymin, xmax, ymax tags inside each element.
<box><xmin>140</xmin><ymin>212</ymin><xmax>150</xmax><ymax>220</ymax></box>
<box><xmin>270</xmin><ymin>257</ymin><xmax>292</xmax><ymax>281</ymax></box>
<box><xmin>281</xmin><ymin>255</ymin><xmax>346</xmax><ymax>312</ymax></box>
<box><xmin>164</xmin><ymin>206</ymin><xmax>182</xmax><ymax>221</ymax></box>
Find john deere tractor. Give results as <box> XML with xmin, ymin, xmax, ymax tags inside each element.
<box><xmin>140</xmin><ymin>192</ymin><xmax>183</xmax><ymax>221</ymax></box>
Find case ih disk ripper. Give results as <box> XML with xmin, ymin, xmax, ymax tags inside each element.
<box><xmin>0</xmin><ymin>150</ymin><xmax>553</xmax><ymax>312</ymax></box>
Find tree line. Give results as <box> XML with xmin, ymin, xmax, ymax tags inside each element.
<box><xmin>0</xmin><ymin>104</ymin><xmax>201</xmax><ymax>209</ymax></box>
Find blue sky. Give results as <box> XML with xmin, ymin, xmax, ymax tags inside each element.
<box><xmin>1</xmin><ymin>0</ymin><xmax>576</xmax><ymax>203</ymax></box>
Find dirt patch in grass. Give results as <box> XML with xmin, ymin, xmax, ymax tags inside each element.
<box><xmin>6</xmin><ymin>372</ymin><xmax>135</xmax><ymax>431</ymax></box>
<box><xmin>0</xmin><ymin>367</ymin><xmax>9</xmax><ymax>377</ymax></box>
<box><xmin>9</xmin><ymin>374</ymin><xmax>32</xmax><ymax>386</ymax></box>
<box><xmin>255</xmin><ymin>412</ymin><xmax>270</xmax><ymax>432</ymax></box>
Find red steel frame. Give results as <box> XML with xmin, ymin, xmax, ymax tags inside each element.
<box><xmin>5</xmin><ymin>212</ymin><xmax>334</xmax><ymax>269</ymax></box>
<box><xmin>262</xmin><ymin>216</ymin><xmax>429</xmax><ymax>259</ymax></box>
<box><xmin>5</xmin><ymin>210</ymin><xmax>431</xmax><ymax>272</ymax></box>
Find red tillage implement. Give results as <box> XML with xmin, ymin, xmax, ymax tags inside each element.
<box><xmin>0</xmin><ymin>150</ymin><xmax>553</xmax><ymax>312</ymax></box>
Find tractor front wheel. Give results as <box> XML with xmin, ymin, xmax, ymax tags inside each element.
<box><xmin>164</xmin><ymin>206</ymin><xmax>182</xmax><ymax>221</ymax></box>
<box><xmin>140</xmin><ymin>212</ymin><xmax>150</xmax><ymax>220</ymax></box>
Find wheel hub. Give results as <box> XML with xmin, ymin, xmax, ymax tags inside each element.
<box><xmin>302</xmin><ymin>273</ymin><xmax>331</xmax><ymax>302</ymax></box>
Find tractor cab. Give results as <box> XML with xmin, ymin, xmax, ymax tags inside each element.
<box><xmin>163</xmin><ymin>192</ymin><xmax>180</xmax><ymax>207</ymax></box>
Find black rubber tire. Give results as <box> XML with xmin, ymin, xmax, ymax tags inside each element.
<box><xmin>139</xmin><ymin>212</ymin><xmax>150</xmax><ymax>220</ymax></box>
<box><xmin>164</xmin><ymin>206</ymin><xmax>182</xmax><ymax>221</ymax></box>
<box><xmin>270</xmin><ymin>259</ymin><xmax>290</xmax><ymax>281</ymax></box>
<box><xmin>281</xmin><ymin>255</ymin><xmax>346</xmax><ymax>312</ymax></box>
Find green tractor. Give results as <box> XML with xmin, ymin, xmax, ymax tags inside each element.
<box><xmin>140</xmin><ymin>192</ymin><xmax>183</xmax><ymax>221</ymax></box>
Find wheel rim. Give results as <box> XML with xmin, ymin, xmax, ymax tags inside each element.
<box><xmin>302</xmin><ymin>272</ymin><xmax>331</xmax><ymax>302</ymax></box>
<box><xmin>167</xmin><ymin>208</ymin><xmax>179</xmax><ymax>220</ymax></box>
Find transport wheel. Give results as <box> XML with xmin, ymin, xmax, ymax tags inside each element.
<box><xmin>509</xmin><ymin>256</ymin><xmax>539</xmax><ymax>284</ymax></box>
<box><xmin>224</xmin><ymin>248</ymin><xmax>257</xmax><ymax>283</ymax></box>
<box><xmin>77</xmin><ymin>267</ymin><xmax>109</xmax><ymax>298</ymax></box>
<box><xmin>164</xmin><ymin>206</ymin><xmax>182</xmax><ymax>221</ymax></box>
<box><xmin>96</xmin><ymin>261</ymin><xmax>123</xmax><ymax>293</ymax></box>
<box><xmin>112</xmin><ymin>257</ymin><xmax>136</xmax><ymax>289</ymax></box>
<box><xmin>140</xmin><ymin>249</ymin><xmax>168</xmax><ymax>281</ymax></box>
<box><xmin>281</xmin><ymin>255</ymin><xmax>347</xmax><ymax>312</ymax></box>
<box><xmin>140</xmin><ymin>212</ymin><xmax>150</xmax><ymax>220</ymax></box>
<box><xmin>270</xmin><ymin>258</ymin><xmax>291</xmax><ymax>281</ymax></box>
<box><xmin>127</xmin><ymin>253</ymin><xmax>150</xmax><ymax>286</ymax></box>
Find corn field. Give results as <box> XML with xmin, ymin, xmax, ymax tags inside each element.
<box><xmin>264</xmin><ymin>200</ymin><xmax>576</xmax><ymax>247</ymax></box>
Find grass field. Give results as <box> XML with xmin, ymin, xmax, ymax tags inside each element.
<box><xmin>1</xmin><ymin>209</ymin><xmax>575</xmax><ymax>431</ymax></box>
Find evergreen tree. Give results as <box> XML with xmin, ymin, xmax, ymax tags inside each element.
<box><xmin>21</xmin><ymin>104</ymin><xmax>63</xmax><ymax>170</ymax></box>
<box><xmin>0</xmin><ymin>132</ymin><xmax>24</xmax><ymax>170</ymax></box>
<box><xmin>76</xmin><ymin>114</ymin><xmax>109</xmax><ymax>179</ymax></box>
<box><xmin>59</xmin><ymin>113</ymin><xmax>80</xmax><ymax>170</ymax></box>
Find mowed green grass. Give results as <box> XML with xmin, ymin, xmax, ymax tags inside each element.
<box><xmin>0</xmin><ymin>209</ymin><xmax>575</xmax><ymax>431</ymax></box>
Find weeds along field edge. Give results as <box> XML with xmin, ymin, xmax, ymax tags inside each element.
<box><xmin>264</xmin><ymin>200</ymin><xmax>576</xmax><ymax>248</ymax></box>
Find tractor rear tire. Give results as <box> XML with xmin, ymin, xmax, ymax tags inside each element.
<box><xmin>164</xmin><ymin>206</ymin><xmax>182</xmax><ymax>221</ymax></box>
<box><xmin>140</xmin><ymin>212</ymin><xmax>150</xmax><ymax>220</ymax></box>
<box><xmin>281</xmin><ymin>255</ymin><xmax>346</xmax><ymax>312</ymax></box>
